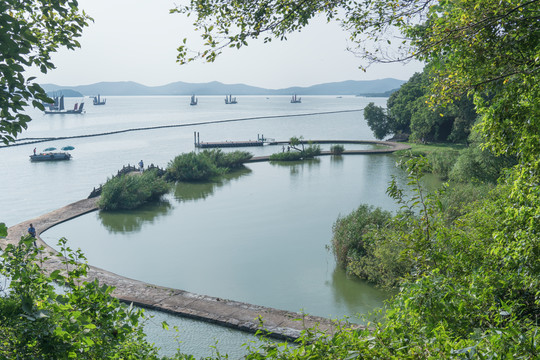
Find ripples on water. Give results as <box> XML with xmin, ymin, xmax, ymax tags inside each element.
<box><xmin>4</xmin><ymin>95</ymin><xmax>408</xmax><ymax>358</ymax></box>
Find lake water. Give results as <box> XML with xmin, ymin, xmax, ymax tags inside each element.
<box><xmin>1</xmin><ymin>95</ymin><xmax>413</xmax><ymax>358</ymax></box>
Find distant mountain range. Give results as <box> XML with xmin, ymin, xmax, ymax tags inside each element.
<box><xmin>40</xmin><ymin>78</ymin><xmax>405</xmax><ymax>97</ymax></box>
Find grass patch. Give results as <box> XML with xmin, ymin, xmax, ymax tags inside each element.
<box><xmin>395</xmin><ymin>142</ymin><xmax>468</xmax><ymax>157</ymax></box>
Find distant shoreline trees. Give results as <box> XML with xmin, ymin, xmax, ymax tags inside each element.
<box><xmin>364</xmin><ymin>69</ymin><xmax>477</xmax><ymax>143</ymax></box>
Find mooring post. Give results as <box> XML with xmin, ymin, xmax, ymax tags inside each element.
<box><xmin>197</xmin><ymin>132</ymin><xmax>200</xmax><ymax>146</ymax></box>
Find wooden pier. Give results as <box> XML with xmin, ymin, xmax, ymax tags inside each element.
<box><xmin>194</xmin><ymin>132</ymin><xmax>275</xmax><ymax>148</ymax></box>
<box><xmin>196</xmin><ymin>140</ymin><xmax>265</xmax><ymax>148</ymax></box>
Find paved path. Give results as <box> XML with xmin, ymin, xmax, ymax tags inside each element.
<box><xmin>3</xmin><ymin>199</ymin><xmax>354</xmax><ymax>340</ymax></box>
<box><xmin>247</xmin><ymin>140</ymin><xmax>410</xmax><ymax>162</ymax></box>
<box><xmin>2</xmin><ymin>141</ymin><xmax>409</xmax><ymax>340</ymax></box>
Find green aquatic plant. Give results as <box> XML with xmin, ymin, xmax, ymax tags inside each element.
<box><xmin>165</xmin><ymin>150</ymin><xmax>252</xmax><ymax>182</ymax></box>
<box><xmin>269</xmin><ymin>144</ymin><xmax>321</xmax><ymax>161</ymax></box>
<box><xmin>330</xmin><ymin>144</ymin><xmax>345</xmax><ymax>155</ymax></box>
<box><xmin>98</xmin><ymin>169</ymin><xmax>170</xmax><ymax>210</ymax></box>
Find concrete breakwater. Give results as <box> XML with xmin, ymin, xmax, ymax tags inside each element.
<box><xmin>3</xmin><ymin>198</ymin><xmax>350</xmax><ymax>341</ymax></box>
<box><xmin>2</xmin><ymin>140</ymin><xmax>410</xmax><ymax>340</ymax></box>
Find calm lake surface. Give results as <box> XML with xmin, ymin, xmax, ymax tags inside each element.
<box><xmin>2</xmin><ymin>95</ymin><xmax>413</xmax><ymax>358</ymax></box>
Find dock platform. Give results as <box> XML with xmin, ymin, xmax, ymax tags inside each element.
<box><xmin>196</xmin><ymin>140</ymin><xmax>265</xmax><ymax>148</ymax></box>
<box><xmin>194</xmin><ymin>131</ymin><xmax>276</xmax><ymax>149</ymax></box>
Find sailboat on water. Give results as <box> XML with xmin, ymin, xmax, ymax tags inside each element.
<box><xmin>224</xmin><ymin>94</ymin><xmax>237</xmax><ymax>104</ymax></box>
<box><xmin>44</xmin><ymin>95</ymin><xmax>85</xmax><ymax>114</ymax></box>
<box><xmin>93</xmin><ymin>94</ymin><xmax>106</xmax><ymax>105</ymax></box>
<box><xmin>190</xmin><ymin>94</ymin><xmax>198</xmax><ymax>106</ymax></box>
<box><xmin>290</xmin><ymin>94</ymin><xmax>302</xmax><ymax>103</ymax></box>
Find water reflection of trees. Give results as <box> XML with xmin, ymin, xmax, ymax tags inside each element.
<box><xmin>98</xmin><ymin>200</ymin><xmax>172</xmax><ymax>233</ymax></box>
<box><xmin>330</xmin><ymin>154</ymin><xmax>344</xmax><ymax>167</ymax></box>
<box><xmin>269</xmin><ymin>158</ymin><xmax>321</xmax><ymax>176</ymax></box>
<box><xmin>328</xmin><ymin>266</ymin><xmax>392</xmax><ymax>317</ymax></box>
<box><xmin>173</xmin><ymin>167</ymin><xmax>251</xmax><ymax>202</ymax></box>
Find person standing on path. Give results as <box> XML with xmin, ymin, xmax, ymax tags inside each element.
<box><xmin>138</xmin><ymin>160</ymin><xmax>144</xmax><ymax>173</ymax></box>
<box><xmin>28</xmin><ymin>223</ymin><xmax>36</xmax><ymax>247</ymax></box>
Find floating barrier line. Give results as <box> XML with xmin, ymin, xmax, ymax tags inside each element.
<box><xmin>1</xmin><ymin>109</ymin><xmax>364</xmax><ymax>148</ymax></box>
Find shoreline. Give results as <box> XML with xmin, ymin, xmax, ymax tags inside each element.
<box><xmin>2</xmin><ymin>141</ymin><xmax>409</xmax><ymax>340</ymax></box>
<box><xmin>3</xmin><ymin>198</ymin><xmax>346</xmax><ymax>341</ymax></box>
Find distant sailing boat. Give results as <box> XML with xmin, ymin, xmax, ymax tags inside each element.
<box><xmin>224</xmin><ymin>94</ymin><xmax>237</xmax><ymax>104</ymax></box>
<box><xmin>44</xmin><ymin>94</ymin><xmax>62</xmax><ymax>110</ymax></box>
<box><xmin>44</xmin><ymin>95</ymin><xmax>85</xmax><ymax>114</ymax></box>
<box><xmin>190</xmin><ymin>94</ymin><xmax>198</xmax><ymax>106</ymax></box>
<box><xmin>290</xmin><ymin>94</ymin><xmax>302</xmax><ymax>103</ymax></box>
<box><xmin>93</xmin><ymin>94</ymin><xmax>106</xmax><ymax>105</ymax></box>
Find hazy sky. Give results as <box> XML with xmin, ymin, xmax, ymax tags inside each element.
<box><xmin>29</xmin><ymin>0</ymin><xmax>425</xmax><ymax>89</ymax></box>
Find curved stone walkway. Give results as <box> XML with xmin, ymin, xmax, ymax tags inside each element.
<box><xmin>3</xmin><ymin>198</ymin><xmax>346</xmax><ymax>340</ymax></box>
<box><xmin>2</xmin><ymin>140</ymin><xmax>409</xmax><ymax>340</ymax></box>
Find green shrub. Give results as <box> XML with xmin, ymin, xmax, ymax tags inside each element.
<box><xmin>449</xmin><ymin>144</ymin><xmax>516</xmax><ymax>183</ymax></box>
<box><xmin>269</xmin><ymin>144</ymin><xmax>321</xmax><ymax>161</ymax></box>
<box><xmin>438</xmin><ymin>182</ymin><xmax>494</xmax><ymax>223</ymax></box>
<box><xmin>331</xmin><ymin>205</ymin><xmax>392</xmax><ymax>267</ymax></box>
<box><xmin>331</xmin><ymin>204</ymin><xmax>413</xmax><ymax>287</ymax></box>
<box><xmin>302</xmin><ymin>144</ymin><xmax>321</xmax><ymax>158</ymax></box>
<box><xmin>428</xmin><ymin>149</ymin><xmax>459</xmax><ymax>180</ymax></box>
<box><xmin>165</xmin><ymin>150</ymin><xmax>252</xmax><ymax>181</ymax></box>
<box><xmin>202</xmin><ymin>149</ymin><xmax>252</xmax><ymax>169</ymax></box>
<box><xmin>165</xmin><ymin>151</ymin><xmax>221</xmax><ymax>181</ymax></box>
<box><xmin>345</xmin><ymin>226</ymin><xmax>411</xmax><ymax>287</ymax></box>
<box><xmin>330</xmin><ymin>144</ymin><xmax>345</xmax><ymax>155</ymax></box>
<box><xmin>0</xmin><ymin>237</ymin><xmax>160</xmax><ymax>359</ymax></box>
<box><xmin>269</xmin><ymin>151</ymin><xmax>304</xmax><ymax>161</ymax></box>
<box><xmin>98</xmin><ymin>169</ymin><xmax>169</xmax><ymax>210</ymax></box>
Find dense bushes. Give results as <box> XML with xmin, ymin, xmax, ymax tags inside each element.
<box><xmin>405</xmin><ymin>136</ymin><xmax>516</xmax><ymax>184</ymax></box>
<box><xmin>269</xmin><ymin>144</ymin><xmax>321</xmax><ymax>161</ymax></box>
<box><xmin>427</xmin><ymin>149</ymin><xmax>460</xmax><ymax>180</ymax></box>
<box><xmin>0</xmin><ymin>237</ymin><xmax>160</xmax><ymax>359</ymax></box>
<box><xmin>324</xmin><ymin>157</ymin><xmax>539</xmax><ymax>358</ymax></box>
<box><xmin>437</xmin><ymin>182</ymin><xmax>495</xmax><ymax>222</ymax></box>
<box><xmin>332</xmin><ymin>205</ymin><xmax>392</xmax><ymax>265</ymax></box>
<box><xmin>98</xmin><ymin>169</ymin><xmax>169</xmax><ymax>210</ymax></box>
<box><xmin>330</xmin><ymin>144</ymin><xmax>345</xmax><ymax>154</ymax></box>
<box><xmin>331</xmin><ymin>205</ymin><xmax>410</xmax><ymax>287</ymax></box>
<box><xmin>166</xmin><ymin>151</ymin><xmax>221</xmax><ymax>181</ymax></box>
<box><xmin>449</xmin><ymin>144</ymin><xmax>516</xmax><ymax>183</ymax></box>
<box><xmin>203</xmin><ymin>149</ymin><xmax>252</xmax><ymax>169</ymax></box>
<box><xmin>165</xmin><ymin>149</ymin><xmax>252</xmax><ymax>181</ymax></box>
<box><xmin>269</xmin><ymin>151</ymin><xmax>303</xmax><ymax>161</ymax></box>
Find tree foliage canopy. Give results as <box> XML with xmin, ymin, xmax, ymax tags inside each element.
<box><xmin>174</xmin><ymin>0</ymin><xmax>540</xmax><ymax>357</ymax></box>
<box><xmin>364</xmin><ymin>69</ymin><xmax>477</xmax><ymax>142</ymax></box>
<box><xmin>405</xmin><ymin>0</ymin><xmax>540</xmax><ymax>169</ymax></box>
<box><xmin>0</xmin><ymin>0</ymin><xmax>90</xmax><ymax>144</ymax></box>
<box><xmin>175</xmin><ymin>0</ymin><xmax>539</xmax><ymax>164</ymax></box>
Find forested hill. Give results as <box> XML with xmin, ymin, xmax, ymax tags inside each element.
<box><xmin>40</xmin><ymin>78</ymin><xmax>405</xmax><ymax>96</ymax></box>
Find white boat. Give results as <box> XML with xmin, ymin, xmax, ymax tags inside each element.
<box><xmin>190</xmin><ymin>94</ymin><xmax>198</xmax><ymax>105</ymax></box>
